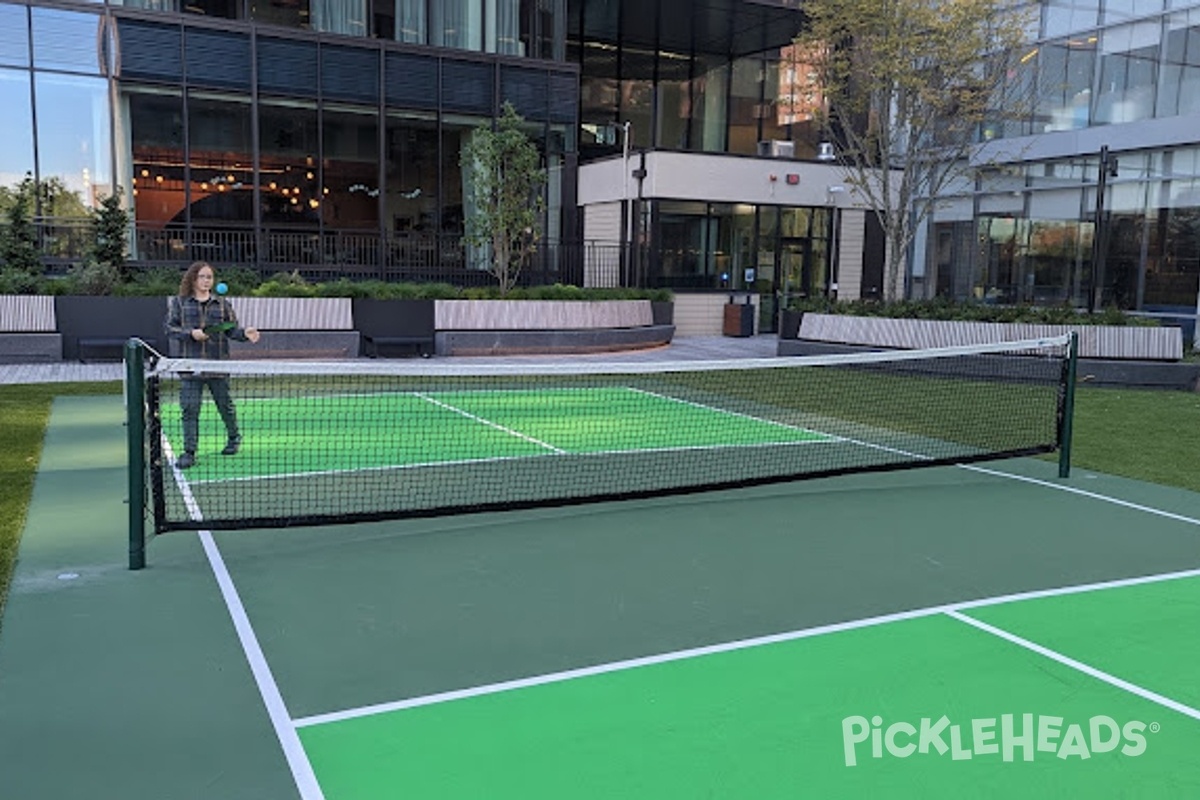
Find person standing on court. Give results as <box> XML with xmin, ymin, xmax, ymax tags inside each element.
<box><xmin>165</xmin><ymin>261</ymin><xmax>260</xmax><ymax>470</ymax></box>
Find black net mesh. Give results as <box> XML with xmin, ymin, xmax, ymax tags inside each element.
<box><xmin>144</xmin><ymin>337</ymin><xmax>1071</xmax><ymax>532</ymax></box>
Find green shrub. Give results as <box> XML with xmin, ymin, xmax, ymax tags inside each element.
<box><xmin>252</xmin><ymin>270</ymin><xmax>318</xmax><ymax>297</ymax></box>
<box><xmin>115</xmin><ymin>266</ymin><xmax>182</xmax><ymax>297</ymax></box>
<box><xmin>65</xmin><ymin>261</ymin><xmax>123</xmax><ymax>296</ymax></box>
<box><xmin>788</xmin><ymin>297</ymin><xmax>1161</xmax><ymax>327</ymax></box>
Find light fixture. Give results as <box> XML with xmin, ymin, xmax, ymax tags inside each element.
<box><xmin>817</xmin><ymin>142</ymin><xmax>836</xmax><ymax>162</ymax></box>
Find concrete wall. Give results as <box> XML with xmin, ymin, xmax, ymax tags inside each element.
<box><xmin>672</xmin><ymin>293</ymin><xmax>760</xmax><ymax>337</ymax></box>
<box><xmin>580</xmin><ymin>152</ymin><xmax>862</xmax><ymax>209</ymax></box>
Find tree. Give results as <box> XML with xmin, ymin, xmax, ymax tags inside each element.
<box><xmin>797</xmin><ymin>0</ymin><xmax>1034</xmax><ymax>299</ymax></box>
<box><xmin>0</xmin><ymin>175</ymin><xmax>41</xmax><ymax>290</ymax></box>
<box><xmin>91</xmin><ymin>191</ymin><xmax>131</xmax><ymax>281</ymax></box>
<box><xmin>460</xmin><ymin>102</ymin><xmax>547</xmax><ymax>296</ymax></box>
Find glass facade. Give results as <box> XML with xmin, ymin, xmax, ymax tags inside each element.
<box><xmin>646</xmin><ymin>199</ymin><xmax>834</xmax><ymax>299</ymax></box>
<box><xmin>116</xmin><ymin>0</ymin><xmax>565</xmax><ymax>53</ymax></box>
<box><xmin>571</xmin><ymin>1</ymin><xmax>815</xmax><ymax>160</ymax></box>
<box><xmin>0</xmin><ymin>1</ymin><xmax>575</xmax><ymax>282</ymax></box>
<box><xmin>924</xmin><ymin>0</ymin><xmax>1200</xmax><ymax>315</ymax></box>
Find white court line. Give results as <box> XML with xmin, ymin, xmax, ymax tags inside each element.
<box><xmin>170</xmin><ymin>448</ymin><xmax>326</xmax><ymax>800</ymax></box>
<box><xmin>962</xmin><ymin>464</ymin><xmax>1200</xmax><ymax>527</ymax></box>
<box><xmin>625</xmin><ymin>386</ymin><xmax>837</xmax><ymax>441</ymax></box>
<box><xmin>293</xmin><ymin>564</ymin><xmax>1200</xmax><ymax>729</ymax></box>
<box><xmin>415</xmin><ymin>392</ymin><xmax>566</xmax><ymax>453</ymax></box>
<box><xmin>183</xmin><ymin>436</ymin><xmax>833</xmax><ymax>486</ymax></box>
<box><xmin>948</xmin><ymin>610</ymin><xmax>1200</xmax><ymax>722</ymax></box>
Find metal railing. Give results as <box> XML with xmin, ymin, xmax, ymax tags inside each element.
<box><xmin>8</xmin><ymin>219</ymin><xmax>639</xmax><ymax>289</ymax></box>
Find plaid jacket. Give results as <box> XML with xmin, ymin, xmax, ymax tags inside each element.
<box><xmin>165</xmin><ymin>295</ymin><xmax>250</xmax><ymax>359</ymax></box>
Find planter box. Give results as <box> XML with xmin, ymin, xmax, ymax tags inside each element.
<box><xmin>431</xmin><ymin>299</ymin><xmax>670</xmax><ymax>356</ymax></box>
<box><xmin>351</xmin><ymin>298</ymin><xmax>435</xmax><ymax>358</ymax></box>
<box><xmin>434</xmin><ymin>299</ymin><xmax>653</xmax><ymax>331</ymax></box>
<box><xmin>0</xmin><ymin>296</ymin><xmax>61</xmax><ymax>362</ymax></box>
<box><xmin>794</xmin><ymin>312</ymin><xmax>1184</xmax><ymax>361</ymax></box>
<box><xmin>55</xmin><ymin>296</ymin><xmax>169</xmax><ymax>362</ymax></box>
<box><xmin>651</xmin><ymin>301</ymin><xmax>674</xmax><ymax>326</ymax></box>
<box><xmin>778</xmin><ymin>308</ymin><xmax>802</xmax><ymax>340</ymax></box>
<box><xmin>226</xmin><ymin>296</ymin><xmax>356</xmax><ymax>359</ymax></box>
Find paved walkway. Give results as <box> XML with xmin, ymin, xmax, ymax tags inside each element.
<box><xmin>0</xmin><ymin>335</ymin><xmax>782</xmax><ymax>385</ymax></box>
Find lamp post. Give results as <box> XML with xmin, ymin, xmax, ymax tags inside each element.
<box><xmin>1088</xmin><ymin>145</ymin><xmax>1118</xmax><ymax>313</ymax></box>
<box><xmin>622</xmin><ymin>121</ymin><xmax>633</xmax><ymax>286</ymax></box>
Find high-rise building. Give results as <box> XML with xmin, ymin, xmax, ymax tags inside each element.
<box><xmin>914</xmin><ymin>0</ymin><xmax>1200</xmax><ymax>329</ymax></box>
<box><xmin>1</xmin><ymin>0</ymin><xmax>882</xmax><ymax>331</ymax></box>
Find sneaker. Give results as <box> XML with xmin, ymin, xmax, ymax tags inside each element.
<box><xmin>177</xmin><ymin>452</ymin><xmax>195</xmax><ymax>469</ymax></box>
<box><xmin>221</xmin><ymin>435</ymin><xmax>242</xmax><ymax>456</ymax></box>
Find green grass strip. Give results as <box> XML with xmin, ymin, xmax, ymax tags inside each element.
<box><xmin>1069</xmin><ymin>387</ymin><xmax>1200</xmax><ymax>493</ymax></box>
<box><xmin>0</xmin><ymin>382</ymin><xmax>121</xmax><ymax>628</ymax></box>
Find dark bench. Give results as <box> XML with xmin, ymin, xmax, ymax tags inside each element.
<box><xmin>362</xmin><ymin>334</ymin><xmax>434</xmax><ymax>358</ymax></box>
<box><xmin>78</xmin><ymin>337</ymin><xmax>132</xmax><ymax>363</ymax></box>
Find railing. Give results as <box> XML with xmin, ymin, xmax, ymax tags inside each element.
<box><xmin>9</xmin><ymin>219</ymin><xmax>639</xmax><ymax>289</ymax></box>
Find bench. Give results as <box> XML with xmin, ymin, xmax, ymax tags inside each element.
<box><xmin>78</xmin><ymin>337</ymin><xmax>131</xmax><ymax>363</ymax></box>
<box><xmin>224</xmin><ymin>297</ymin><xmax>359</xmax><ymax>360</ymax></box>
<box><xmin>793</xmin><ymin>313</ymin><xmax>1185</xmax><ymax>361</ymax></box>
<box><xmin>431</xmin><ymin>299</ymin><xmax>673</xmax><ymax>356</ymax></box>
<box><xmin>362</xmin><ymin>334</ymin><xmax>433</xmax><ymax>358</ymax></box>
<box><xmin>0</xmin><ymin>296</ymin><xmax>62</xmax><ymax>363</ymax></box>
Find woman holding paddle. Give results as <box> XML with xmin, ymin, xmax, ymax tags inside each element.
<box><xmin>165</xmin><ymin>261</ymin><xmax>260</xmax><ymax>470</ymax></box>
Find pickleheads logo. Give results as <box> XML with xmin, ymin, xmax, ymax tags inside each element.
<box><xmin>842</xmin><ymin>714</ymin><xmax>1157</xmax><ymax>766</ymax></box>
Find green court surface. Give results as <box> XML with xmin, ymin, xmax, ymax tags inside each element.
<box><xmin>166</xmin><ymin>387</ymin><xmax>831</xmax><ymax>481</ymax></box>
<box><xmin>2</xmin><ymin>395</ymin><xmax>1199</xmax><ymax>799</ymax></box>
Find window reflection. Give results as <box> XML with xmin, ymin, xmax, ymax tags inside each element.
<box><xmin>125</xmin><ymin>89</ymin><xmax>186</xmax><ymax>230</ymax></box>
<box><xmin>322</xmin><ymin>105</ymin><xmax>379</xmax><ymax>230</ymax></box>
<box><xmin>385</xmin><ymin>113</ymin><xmax>438</xmax><ymax>233</ymax></box>
<box><xmin>260</xmin><ymin>99</ymin><xmax>320</xmax><ymax>227</ymax></box>
<box><xmin>188</xmin><ymin>95</ymin><xmax>254</xmax><ymax>225</ymax></box>
<box><xmin>0</xmin><ymin>70</ymin><xmax>34</xmax><ymax>195</ymax></box>
<box><xmin>0</xmin><ymin>5</ymin><xmax>29</xmax><ymax>69</ymax></box>
<box><xmin>35</xmin><ymin>73</ymin><xmax>112</xmax><ymax>212</ymax></box>
<box><xmin>32</xmin><ymin>8</ymin><xmax>103</xmax><ymax>74</ymax></box>
<box><xmin>433</xmin><ymin>0</ymin><xmax>483</xmax><ymax>50</ymax></box>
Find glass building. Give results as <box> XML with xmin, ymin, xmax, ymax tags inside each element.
<box><xmin>15</xmin><ymin>0</ymin><xmax>1195</xmax><ymax>324</ymax></box>
<box><xmin>915</xmin><ymin>0</ymin><xmax>1200</xmax><ymax>322</ymax></box>
<box><xmin>2</xmin><ymin>0</ymin><xmax>861</xmax><ymax>309</ymax></box>
<box><xmin>0</xmin><ymin>0</ymin><xmax>577</xmax><ymax>283</ymax></box>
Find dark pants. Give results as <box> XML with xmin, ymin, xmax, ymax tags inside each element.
<box><xmin>180</xmin><ymin>375</ymin><xmax>239</xmax><ymax>454</ymax></box>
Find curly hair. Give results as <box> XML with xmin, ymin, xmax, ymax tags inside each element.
<box><xmin>177</xmin><ymin>261</ymin><xmax>214</xmax><ymax>297</ymax></box>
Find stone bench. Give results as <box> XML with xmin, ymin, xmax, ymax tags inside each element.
<box><xmin>0</xmin><ymin>296</ymin><xmax>62</xmax><ymax>363</ymax></box>
<box><xmin>432</xmin><ymin>299</ymin><xmax>673</xmax><ymax>356</ymax></box>
<box><xmin>793</xmin><ymin>313</ymin><xmax>1184</xmax><ymax>361</ymax></box>
<box><xmin>224</xmin><ymin>297</ymin><xmax>360</xmax><ymax>360</ymax></box>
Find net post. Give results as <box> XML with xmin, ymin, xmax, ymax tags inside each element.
<box><xmin>125</xmin><ymin>338</ymin><xmax>146</xmax><ymax>570</ymax></box>
<box><xmin>1058</xmin><ymin>332</ymin><xmax>1079</xmax><ymax>479</ymax></box>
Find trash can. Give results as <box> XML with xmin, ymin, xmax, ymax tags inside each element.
<box><xmin>722</xmin><ymin>295</ymin><xmax>755</xmax><ymax>337</ymax></box>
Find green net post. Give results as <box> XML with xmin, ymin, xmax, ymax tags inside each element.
<box><xmin>125</xmin><ymin>338</ymin><xmax>147</xmax><ymax>570</ymax></box>
<box><xmin>1058</xmin><ymin>332</ymin><xmax>1079</xmax><ymax>479</ymax></box>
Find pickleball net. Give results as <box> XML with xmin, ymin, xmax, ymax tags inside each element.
<box><xmin>126</xmin><ymin>334</ymin><xmax>1076</xmax><ymax>544</ymax></box>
